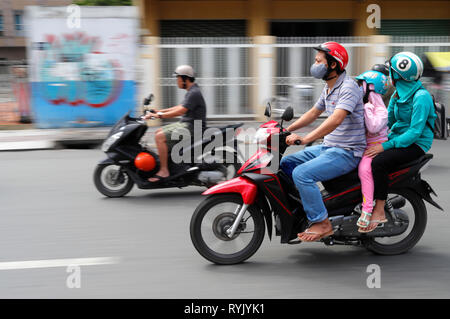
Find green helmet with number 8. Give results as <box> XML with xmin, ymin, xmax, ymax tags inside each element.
<box><xmin>388</xmin><ymin>51</ymin><xmax>424</xmax><ymax>82</ymax></box>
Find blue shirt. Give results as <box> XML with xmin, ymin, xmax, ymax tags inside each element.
<box><xmin>314</xmin><ymin>71</ymin><xmax>366</xmax><ymax>157</ymax></box>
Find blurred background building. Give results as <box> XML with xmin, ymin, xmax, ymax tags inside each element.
<box><xmin>0</xmin><ymin>0</ymin><xmax>72</xmax><ymax>123</ymax></box>
<box><xmin>135</xmin><ymin>0</ymin><xmax>449</xmax><ymax>38</ymax></box>
<box><xmin>0</xmin><ymin>0</ymin><xmax>449</xmax><ymax>126</ymax></box>
<box><xmin>134</xmin><ymin>0</ymin><xmax>449</xmax><ymax>119</ymax></box>
<box><xmin>0</xmin><ymin>1</ymin><xmax>73</xmax><ymax>61</ymax></box>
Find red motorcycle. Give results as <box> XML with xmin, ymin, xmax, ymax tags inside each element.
<box><xmin>190</xmin><ymin>104</ymin><xmax>443</xmax><ymax>265</ymax></box>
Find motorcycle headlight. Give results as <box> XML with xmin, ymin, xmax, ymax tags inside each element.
<box><xmin>101</xmin><ymin>132</ymin><xmax>124</xmax><ymax>152</ymax></box>
<box><xmin>253</xmin><ymin>128</ymin><xmax>270</xmax><ymax>144</ymax></box>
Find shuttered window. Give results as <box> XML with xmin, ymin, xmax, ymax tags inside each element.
<box><xmin>380</xmin><ymin>20</ymin><xmax>450</xmax><ymax>37</ymax></box>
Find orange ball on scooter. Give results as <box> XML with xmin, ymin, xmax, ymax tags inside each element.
<box><xmin>134</xmin><ymin>152</ymin><xmax>156</xmax><ymax>171</ymax></box>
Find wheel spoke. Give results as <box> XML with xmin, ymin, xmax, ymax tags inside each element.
<box><xmin>198</xmin><ymin>201</ymin><xmax>258</xmax><ymax>256</ymax></box>
<box><xmin>98</xmin><ymin>165</ymin><xmax>131</xmax><ymax>194</ymax></box>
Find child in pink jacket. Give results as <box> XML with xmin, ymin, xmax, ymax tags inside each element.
<box><xmin>355</xmin><ymin>68</ymin><xmax>390</xmax><ymax>231</ymax></box>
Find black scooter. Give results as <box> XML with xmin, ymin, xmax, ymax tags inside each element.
<box><xmin>94</xmin><ymin>94</ymin><xmax>243</xmax><ymax>197</ymax></box>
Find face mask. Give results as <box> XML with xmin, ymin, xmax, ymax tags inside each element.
<box><xmin>310</xmin><ymin>63</ymin><xmax>328</xmax><ymax>79</ymax></box>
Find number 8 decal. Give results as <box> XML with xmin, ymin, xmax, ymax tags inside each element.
<box><xmin>397</xmin><ymin>58</ymin><xmax>411</xmax><ymax>71</ymax></box>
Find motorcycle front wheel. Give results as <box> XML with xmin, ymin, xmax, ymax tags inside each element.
<box><xmin>190</xmin><ymin>194</ymin><xmax>265</xmax><ymax>265</ymax></box>
<box><xmin>93</xmin><ymin>164</ymin><xmax>134</xmax><ymax>198</ymax></box>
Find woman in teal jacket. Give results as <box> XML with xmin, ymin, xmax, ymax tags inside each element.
<box><xmin>359</xmin><ymin>52</ymin><xmax>436</xmax><ymax>233</ymax></box>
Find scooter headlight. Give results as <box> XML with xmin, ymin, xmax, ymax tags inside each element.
<box><xmin>102</xmin><ymin>132</ymin><xmax>124</xmax><ymax>152</ymax></box>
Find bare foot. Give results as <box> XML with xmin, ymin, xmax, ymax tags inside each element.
<box><xmin>298</xmin><ymin>219</ymin><xmax>333</xmax><ymax>242</ymax></box>
<box><xmin>148</xmin><ymin>170</ymin><xmax>170</xmax><ymax>182</ymax></box>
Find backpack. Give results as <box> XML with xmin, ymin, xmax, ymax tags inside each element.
<box><xmin>412</xmin><ymin>88</ymin><xmax>447</xmax><ymax>140</ymax></box>
<box><xmin>428</xmin><ymin>95</ymin><xmax>447</xmax><ymax>140</ymax></box>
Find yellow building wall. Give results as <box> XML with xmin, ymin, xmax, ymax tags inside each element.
<box><xmin>138</xmin><ymin>0</ymin><xmax>450</xmax><ymax>37</ymax></box>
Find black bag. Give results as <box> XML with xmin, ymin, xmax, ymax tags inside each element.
<box><xmin>428</xmin><ymin>96</ymin><xmax>447</xmax><ymax>140</ymax></box>
<box><xmin>412</xmin><ymin>89</ymin><xmax>447</xmax><ymax>140</ymax></box>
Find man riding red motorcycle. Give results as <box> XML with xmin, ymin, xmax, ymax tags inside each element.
<box><xmin>189</xmin><ymin>43</ymin><xmax>443</xmax><ymax>265</ymax></box>
<box><xmin>281</xmin><ymin>42</ymin><xmax>366</xmax><ymax>242</ymax></box>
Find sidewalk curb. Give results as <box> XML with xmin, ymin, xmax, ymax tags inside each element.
<box><xmin>0</xmin><ymin>140</ymin><xmax>56</xmax><ymax>151</ymax></box>
<box><xmin>0</xmin><ymin>120</ymin><xmax>323</xmax><ymax>151</ymax></box>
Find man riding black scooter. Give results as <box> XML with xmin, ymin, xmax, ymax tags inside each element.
<box><xmin>143</xmin><ymin>65</ymin><xmax>207</xmax><ymax>183</ymax></box>
<box><xmin>94</xmin><ymin>66</ymin><xmax>242</xmax><ymax>197</ymax></box>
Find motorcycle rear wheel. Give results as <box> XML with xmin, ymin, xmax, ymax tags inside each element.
<box><xmin>190</xmin><ymin>194</ymin><xmax>265</xmax><ymax>265</ymax></box>
<box><xmin>363</xmin><ymin>189</ymin><xmax>427</xmax><ymax>255</ymax></box>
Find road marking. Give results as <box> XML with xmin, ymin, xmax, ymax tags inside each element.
<box><xmin>0</xmin><ymin>257</ymin><xmax>120</xmax><ymax>271</ymax></box>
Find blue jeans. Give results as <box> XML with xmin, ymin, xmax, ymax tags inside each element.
<box><xmin>280</xmin><ymin>144</ymin><xmax>361</xmax><ymax>223</ymax></box>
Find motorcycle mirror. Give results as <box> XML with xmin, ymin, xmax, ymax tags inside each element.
<box><xmin>264</xmin><ymin>103</ymin><xmax>271</xmax><ymax>117</ymax></box>
<box><xmin>143</xmin><ymin>93</ymin><xmax>154</xmax><ymax>106</ymax></box>
<box><xmin>281</xmin><ymin>106</ymin><xmax>294</xmax><ymax>122</ymax></box>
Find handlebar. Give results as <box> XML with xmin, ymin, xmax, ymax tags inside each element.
<box><xmin>283</xmin><ymin>131</ymin><xmax>302</xmax><ymax>146</ymax></box>
<box><xmin>285</xmin><ymin>131</ymin><xmax>313</xmax><ymax>146</ymax></box>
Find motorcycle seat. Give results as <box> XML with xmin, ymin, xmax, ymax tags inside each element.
<box><xmin>322</xmin><ymin>154</ymin><xmax>433</xmax><ymax>193</ymax></box>
<box><xmin>395</xmin><ymin>153</ymin><xmax>433</xmax><ymax>171</ymax></box>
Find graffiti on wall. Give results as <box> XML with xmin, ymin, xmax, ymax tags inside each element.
<box><xmin>37</xmin><ymin>32</ymin><xmax>124</xmax><ymax>108</ymax></box>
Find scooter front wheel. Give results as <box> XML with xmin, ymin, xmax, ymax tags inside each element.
<box><xmin>190</xmin><ymin>194</ymin><xmax>265</xmax><ymax>265</ymax></box>
<box><xmin>93</xmin><ymin>164</ymin><xmax>134</xmax><ymax>198</ymax></box>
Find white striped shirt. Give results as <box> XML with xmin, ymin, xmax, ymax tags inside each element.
<box><xmin>315</xmin><ymin>71</ymin><xmax>366</xmax><ymax>157</ymax></box>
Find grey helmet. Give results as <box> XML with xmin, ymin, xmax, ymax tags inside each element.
<box><xmin>173</xmin><ymin>65</ymin><xmax>195</xmax><ymax>78</ymax></box>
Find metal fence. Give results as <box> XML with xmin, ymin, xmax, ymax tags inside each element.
<box><xmin>2</xmin><ymin>37</ymin><xmax>449</xmax><ymax>124</ymax></box>
<box><xmin>156</xmin><ymin>36</ymin><xmax>450</xmax><ymax>117</ymax></box>
<box><xmin>158</xmin><ymin>37</ymin><xmax>254</xmax><ymax>118</ymax></box>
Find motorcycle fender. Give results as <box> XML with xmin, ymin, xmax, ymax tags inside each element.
<box><xmin>254</xmin><ymin>193</ymin><xmax>273</xmax><ymax>241</ymax></box>
<box><xmin>202</xmin><ymin>176</ymin><xmax>257</xmax><ymax>204</ymax></box>
<box><xmin>410</xmin><ymin>179</ymin><xmax>444</xmax><ymax>211</ymax></box>
<box><xmin>98</xmin><ymin>157</ymin><xmax>116</xmax><ymax>166</ymax></box>
<box><xmin>98</xmin><ymin>153</ymin><xmax>132</xmax><ymax>166</ymax></box>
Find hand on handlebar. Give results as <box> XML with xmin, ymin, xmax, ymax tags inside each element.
<box><xmin>143</xmin><ymin>111</ymin><xmax>158</xmax><ymax>120</ymax></box>
<box><xmin>286</xmin><ymin>133</ymin><xmax>303</xmax><ymax>146</ymax></box>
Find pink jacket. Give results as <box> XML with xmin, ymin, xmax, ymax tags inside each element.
<box><xmin>363</xmin><ymin>82</ymin><xmax>388</xmax><ymax>145</ymax></box>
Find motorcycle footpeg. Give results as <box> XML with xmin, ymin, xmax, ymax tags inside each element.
<box><xmin>322</xmin><ymin>237</ymin><xmax>335</xmax><ymax>245</ymax></box>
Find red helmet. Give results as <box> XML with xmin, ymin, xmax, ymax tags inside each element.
<box><xmin>134</xmin><ymin>152</ymin><xmax>156</xmax><ymax>172</ymax></box>
<box><xmin>313</xmin><ymin>42</ymin><xmax>349</xmax><ymax>71</ymax></box>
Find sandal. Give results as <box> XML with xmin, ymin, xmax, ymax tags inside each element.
<box><xmin>357</xmin><ymin>211</ymin><xmax>372</xmax><ymax>228</ymax></box>
<box><xmin>358</xmin><ymin>219</ymin><xmax>388</xmax><ymax>233</ymax></box>
<box><xmin>297</xmin><ymin>228</ymin><xmax>334</xmax><ymax>242</ymax></box>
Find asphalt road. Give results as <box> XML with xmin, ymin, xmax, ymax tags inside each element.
<box><xmin>1</xmin><ymin>139</ymin><xmax>450</xmax><ymax>299</ymax></box>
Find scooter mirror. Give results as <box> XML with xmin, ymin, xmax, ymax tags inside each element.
<box><xmin>264</xmin><ymin>103</ymin><xmax>271</xmax><ymax>117</ymax></box>
<box><xmin>143</xmin><ymin>93</ymin><xmax>154</xmax><ymax>106</ymax></box>
<box><xmin>281</xmin><ymin>106</ymin><xmax>294</xmax><ymax>122</ymax></box>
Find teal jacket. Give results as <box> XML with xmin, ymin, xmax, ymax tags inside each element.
<box><xmin>382</xmin><ymin>80</ymin><xmax>436</xmax><ymax>153</ymax></box>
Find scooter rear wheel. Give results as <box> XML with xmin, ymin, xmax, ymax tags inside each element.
<box><xmin>190</xmin><ymin>194</ymin><xmax>265</xmax><ymax>265</ymax></box>
<box><xmin>94</xmin><ymin>164</ymin><xmax>134</xmax><ymax>198</ymax></box>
